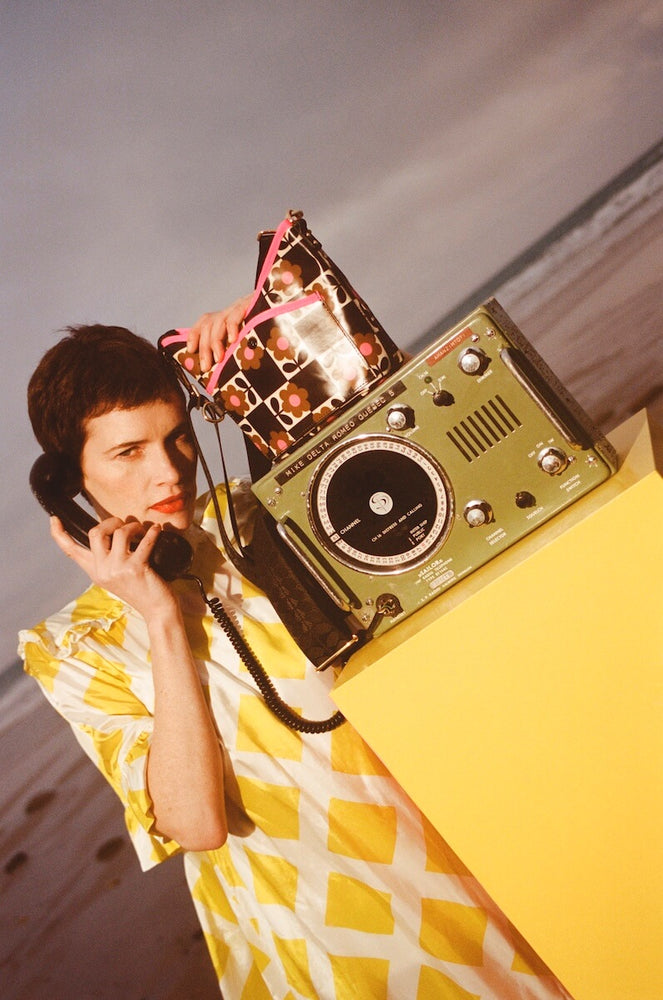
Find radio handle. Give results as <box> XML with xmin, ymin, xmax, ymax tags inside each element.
<box><xmin>276</xmin><ymin>520</ymin><xmax>360</xmax><ymax>613</ymax></box>
<box><xmin>499</xmin><ymin>347</ymin><xmax>591</xmax><ymax>451</ymax></box>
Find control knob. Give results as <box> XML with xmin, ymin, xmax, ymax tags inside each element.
<box><xmin>515</xmin><ymin>491</ymin><xmax>537</xmax><ymax>509</ymax></box>
<box><xmin>463</xmin><ymin>499</ymin><xmax>494</xmax><ymax>527</ymax></box>
<box><xmin>458</xmin><ymin>347</ymin><xmax>490</xmax><ymax>376</ymax></box>
<box><xmin>538</xmin><ymin>447</ymin><xmax>569</xmax><ymax>476</ymax></box>
<box><xmin>386</xmin><ymin>404</ymin><xmax>415</xmax><ymax>431</ymax></box>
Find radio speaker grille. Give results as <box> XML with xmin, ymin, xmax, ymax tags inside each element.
<box><xmin>446</xmin><ymin>395</ymin><xmax>522</xmax><ymax>462</ymax></box>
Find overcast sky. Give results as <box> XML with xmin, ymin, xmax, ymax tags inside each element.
<box><xmin>2</xmin><ymin>0</ymin><xmax>662</xmax><ymax>670</ymax></box>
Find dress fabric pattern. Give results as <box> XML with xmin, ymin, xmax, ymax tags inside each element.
<box><xmin>19</xmin><ymin>483</ymin><xmax>571</xmax><ymax>1000</ymax></box>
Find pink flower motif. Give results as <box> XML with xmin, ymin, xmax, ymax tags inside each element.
<box><xmin>269</xmin><ymin>429</ymin><xmax>293</xmax><ymax>454</ymax></box>
<box><xmin>266</xmin><ymin>326</ymin><xmax>296</xmax><ymax>361</ymax></box>
<box><xmin>220</xmin><ymin>385</ymin><xmax>249</xmax><ymax>416</ymax></box>
<box><xmin>354</xmin><ymin>332</ymin><xmax>381</xmax><ymax>366</ymax></box>
<box><xmin>278</xmin><ymin>382</ymin><xmax>310</xmax><ymax>418</ymax></box>
<box><xmin>247</xmin><ymin>431</ymin><xmax>270</xmax><ymax>457</ymax></box>
<box><xmin>272</xmin><ymin>259</ymin><xmax>303</xmax><ymax>293</ymax></box>
<box><xmin>178</xmin><ymin>349</ymin><xmax>202</xmax><ymax>377</ymax></box>
<box><xmin>236</xmin><ymin>337</ymin><xmax>264</xmax><ymax>371</ymax></box>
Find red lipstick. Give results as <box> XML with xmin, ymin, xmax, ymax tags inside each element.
<box><xmin>150</xmin><ymin>493</ymin><xmax>188</xmax><ymax>514</ymax></box>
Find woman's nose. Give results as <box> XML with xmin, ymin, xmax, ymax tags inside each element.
<box><xmin>155</xmin><ymin>439</ymin><xmax>196</xmax><ymax>483</ymax></box>
<box><xmin>154</xmin><ymin>445</ymin><xmax>183</xmax><ymax>483</ymax></box>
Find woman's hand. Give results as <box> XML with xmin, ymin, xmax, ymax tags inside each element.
<box><xmin>50</xmin><ymin>514</ymin><xmax>177</xmax><ymax>620</ymax></box>
<box><xmin>186</xmin><ymin>295</ymin><xmax>252</xmax><ymax>373</ymax></box>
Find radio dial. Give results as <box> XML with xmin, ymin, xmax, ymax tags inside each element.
<box><xmin>538</xmin><ymin>447</ymin><xmax>569</xmax><ymax>476</ymax></box>
<box><xmin>432</xmin><ymin>389</ymin><xmax>455</xmax><ymax>407</ymax></box>
<box><xmin>458</xmin><ymin>347</ymin><xmax>490</xmax><ymax>376</ymax></box>
<box><xmin>463</xmin><ymin>499</ymin><xmax>493</xmax><ymax>527</ymax></box>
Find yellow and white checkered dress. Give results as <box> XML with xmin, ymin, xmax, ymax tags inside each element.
<box><xmin>19</xmin><ymin>484</ymin><xmax>571</xmax><ymax>1000</ymax></box>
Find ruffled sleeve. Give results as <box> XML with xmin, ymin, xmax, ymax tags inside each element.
<box><xmin>18</xmin><ymin>585</ymin><xmax>182</xmax><ymax>871</ymax></box>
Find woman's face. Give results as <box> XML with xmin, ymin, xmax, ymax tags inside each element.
<box><xmin>80</xmin><ymin>397</ymin><xmax>197</xmax><ymax>531</ymax></box>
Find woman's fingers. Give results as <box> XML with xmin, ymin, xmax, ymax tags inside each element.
<box><xmin>90</xmin><ymin>518</ymin><xmax>160</xmax><ymax>568</ymax></box>
<box><xmin>51</xmin><ymin>514</ymin><xmax>160</xmax><ymax>579</ymax></box>
<box><xmin>223</xmin><ymin>294</ymin><xmax>252</xmax><ymax>343</ymax></box>
<box><xmin>186</xmin><ymin>295</ymin><xmax>252</xmax><ymax>372</ymax></box>
<box><xmin>50</xmin><ymin>515</ymin><xmax>177</xmax><ymax>618</ymax></box>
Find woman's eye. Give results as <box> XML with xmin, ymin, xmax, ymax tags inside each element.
<box><xmin>177</xmin><ymin>431</ymin><xmax>195</xmax><ymax>449</ymax></box>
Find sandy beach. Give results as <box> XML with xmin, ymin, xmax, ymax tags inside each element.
<box><xmin>2</xmin><ymin>164</ymin><xmax>662</xmax><ymax>999</ymax></box>
<box><xmin>1</xmin><ymin>677</ymin><xmax>220</xmax><ymax>999</ymax></box>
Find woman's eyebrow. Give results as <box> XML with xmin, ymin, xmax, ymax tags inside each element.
<box><xmin>166</xmin><ymin>420</ymin><xmax>193</xmax><ymax>442</ymax></box>
<box><xmin>104</xmin><ymin>437</ymin><xmax>147</xmax><ymax>455</ymax></box>
<box><xmin>103</xmin><ymin>419</ymin><xmax>189</xmax><ymax>454</ymax></box>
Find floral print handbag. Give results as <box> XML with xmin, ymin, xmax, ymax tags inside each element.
<box><xmin>160</xmin><ymin>210</ymin><xmax>404</xmax><ymax>461</ymax></box>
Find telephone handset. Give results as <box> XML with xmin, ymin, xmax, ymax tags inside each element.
<box><xmin>29</xmin><ymin>453</ymin><xmax>193</xmax><ymax>581</ymax></box>
<box><xmin>29</xmin><ymin>452</ymin><xmax>343</xmax><ymax>733</ymax></box>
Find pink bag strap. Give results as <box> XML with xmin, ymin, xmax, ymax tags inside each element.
<box><xmin>160</xmin><ymin>329</ymin><xmax>191</xmax><ymax>348</ymax></box>
<box><xmin>243</xmin><ymin>214</ymin><xmax>294</xmax><ymax>318</ymax></box>
<box><xmin>162</xmin><ymin>214</ymin><xmax>305</xmax><ymax>393</ymax></box>
<box><xmin>206</xmin><ymin>291</ymin><xmax>321</xmax><ymax>393</ymax></box>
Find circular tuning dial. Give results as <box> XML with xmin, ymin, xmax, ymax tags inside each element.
<box><xmin>308</xmin><ymin>434</ymin><xmax>454</xmax><ymax>573</ymax></box>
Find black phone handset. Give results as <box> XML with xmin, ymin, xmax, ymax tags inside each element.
<box><xmin>29</xmin><ymin>453</ymin><xmax>193</xmax><ymax>582</ymax></box>
<box><xmin>29</xmin><ymin>452</ymin><xmax>343</xmax><ymax>733</ymax></box>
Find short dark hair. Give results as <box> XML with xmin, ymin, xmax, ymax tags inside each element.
<box><xmin>28</xmin><ymin>324</ymin><xmax>183</xmax><ymax>467</ymax></box>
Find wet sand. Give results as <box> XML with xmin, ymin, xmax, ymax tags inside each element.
<box><xmin>1</xmin><ymin>678</ymin><xmax>221</xmax><ymax>999</ymax></box>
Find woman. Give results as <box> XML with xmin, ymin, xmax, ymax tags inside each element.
<box><xmin>19</xmin><ymin>306</ymin><xmax>572</xmax><ymax>999</ymax></box>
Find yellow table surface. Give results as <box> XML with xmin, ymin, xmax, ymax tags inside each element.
<box><xmin>332</xmin><ymin>411</ymin><xmax>663</xmax><ymax>1000</ymax></box>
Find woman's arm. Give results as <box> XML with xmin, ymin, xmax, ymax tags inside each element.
<box><xmin>50</xmin><ymin>515</ymin><xmax>228</xmax><ymax>850</ymax></box>
<box><xmin>144</xmin><ymin>600</ymin><xmax>228</xmax><ymax>850</ymax></box>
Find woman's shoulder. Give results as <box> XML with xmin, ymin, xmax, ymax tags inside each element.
<box><xmin>18</xmin><ymin>584</ymin><xmax>128</xmax><ymax>667</ymax></box>
<box><xmin>195</xmin><ymin>477</ymin><xmax>258</xmax><ymax>545</ymax></box>
<box><xmin>195</xmin><ymin>476</ymin><xmax>254</xmax><ymax>518</ymax></box>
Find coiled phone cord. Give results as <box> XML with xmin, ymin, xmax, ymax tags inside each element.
<box><xmin>185</xmin><ymin>574</ymin><xmax>345</xmax><ymax>734</ymax></box>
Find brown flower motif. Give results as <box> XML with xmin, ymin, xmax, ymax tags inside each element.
<box><xmin>247</xmin><ymin>431</ymin><xmax>270</xmax><ymax>457</ymax></box>
<box><xmin>312</xmin><ymin>404</ymin><xmax>336</xmax><ymax>425</ymax></box>
<box><xmin>311</xmin><ymin>281</ymin><xmax>332</xmax><ymax>309</ymax></box>
<box><xmin>266</xmin><ymin>326</ymin><xmax>296</xmax><ymax>361</ymax></box>
<box><xmin>278</xmin><ymin>382</ymin><xmax>310</xmax><ymax>418</ymax></box>
<box><xmin>269</xmin><ymin>429</ymin><xmax>293</xmax><ymax>455</ymax></box>
<box><xmin>177</xmin><ymin>348</ymin><xmax>202</xmax><ymax>377</ymax></box>
<box><xmin>236</xmin><ymin>337</ymin><xmax>264</xmax><ymax>371</ymax></box>
<box><xmin>272</xmin><ymin>259</ymin><xmax>303</xmax><ymax>293</ymax></box>
<box><xmin>220</xmin><ymin>384</ymin><xmax>249</xmax><ymax>416</ymax></box>
<box><xmin>354</xmin><ymin>332</ymin><xmax>381</xmax><ymax>366</ymax></box>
